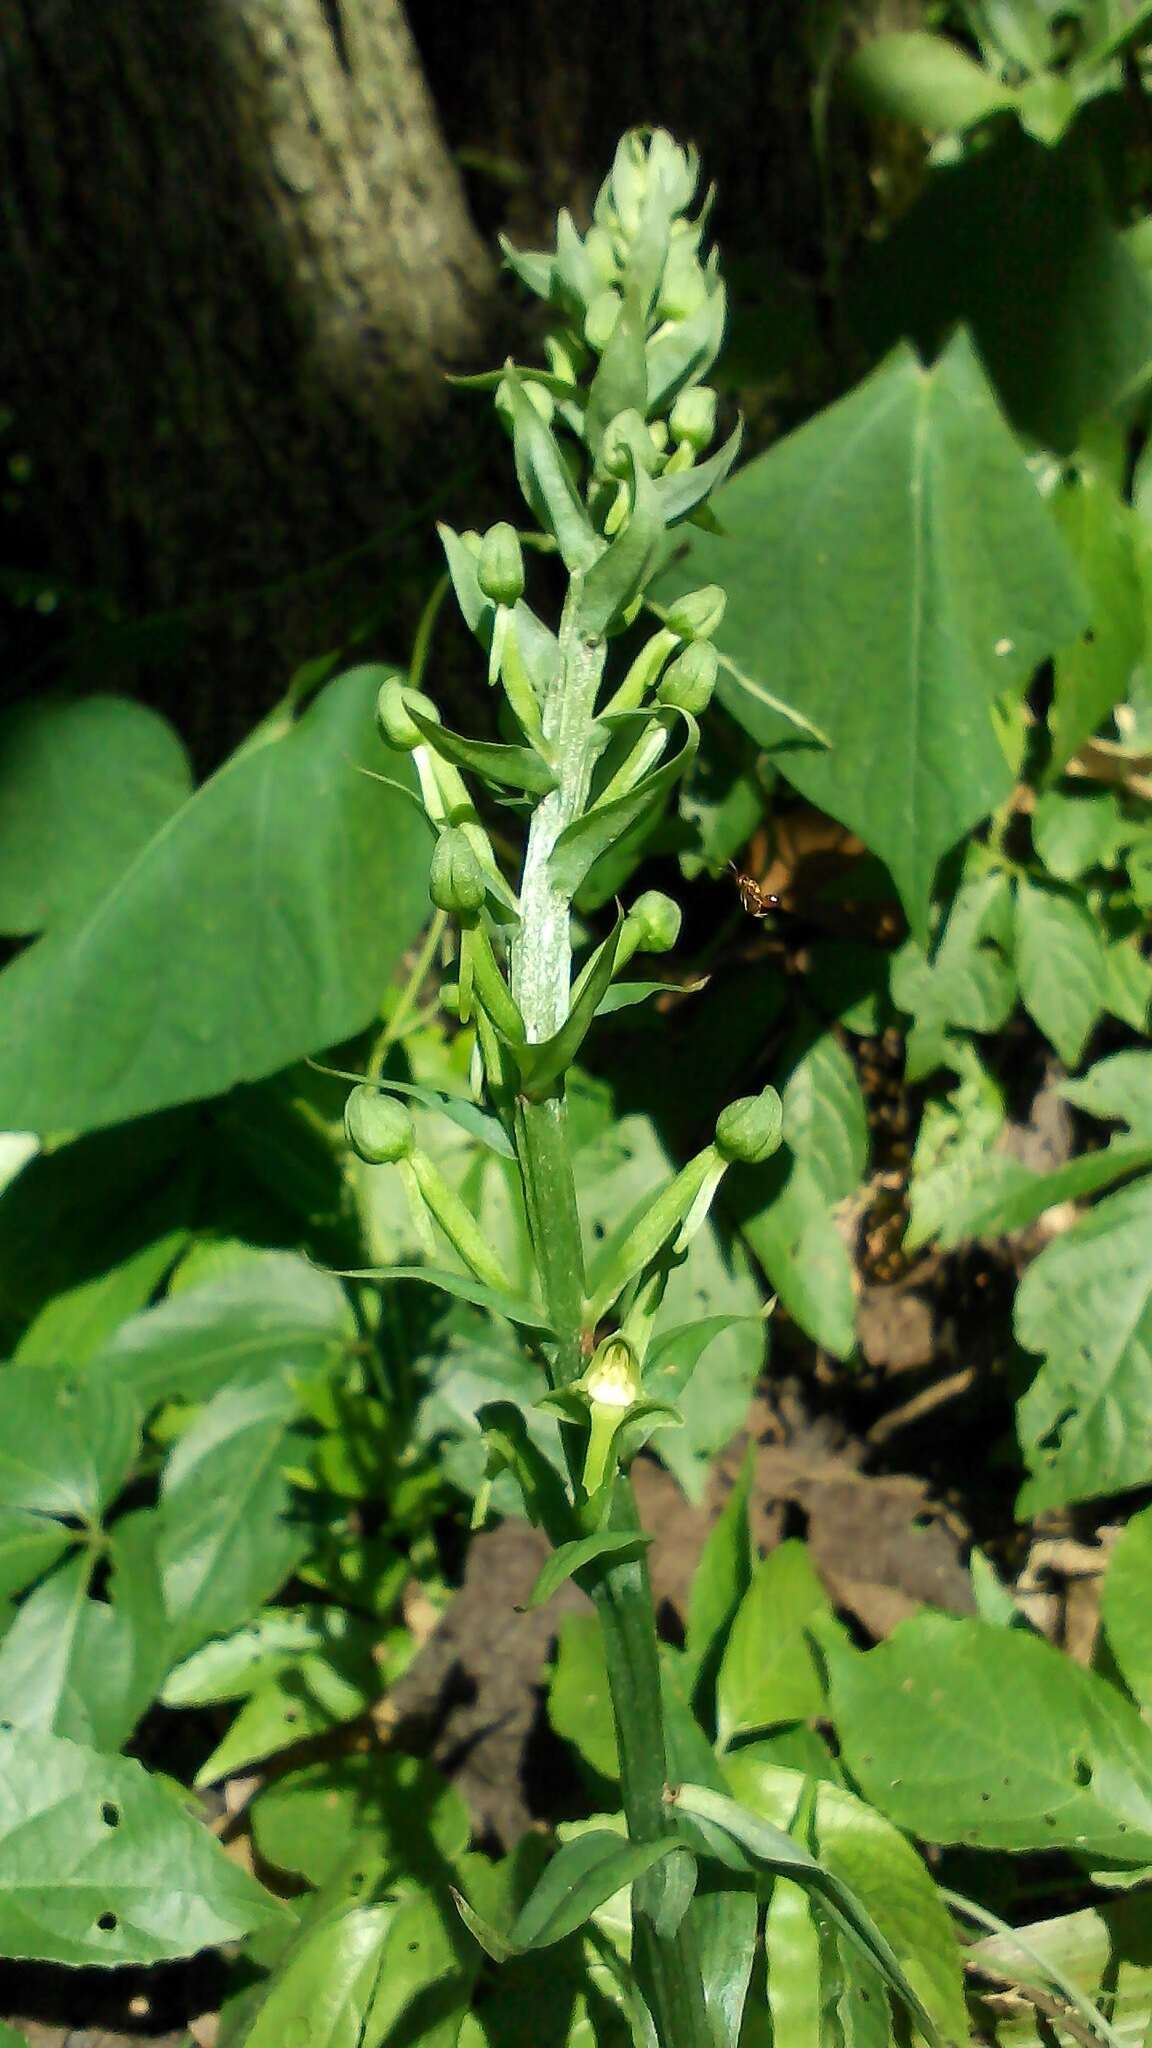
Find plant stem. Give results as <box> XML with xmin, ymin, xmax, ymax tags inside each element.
<box><xmin>509</xmin><ymin>588</ymin><xmax>711</xmax><ymax>2048</ymax></box>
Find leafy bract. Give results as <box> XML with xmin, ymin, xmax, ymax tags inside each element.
<box><xmin>831</xmin><ymin>1612</ymin><xmax>1152</xmax><ymax>1860</ymax></box>
<box><xmin>1015</xmin><ymin>1176</ymin><xmax>1152</xmax><ymax>1512</ymax></box>
<box><xmin>457</xmin><ymin>1830</ymin><xmax>679</xmax><ymax>1960</ymax></box>
<box><xmin>0</xmin><ymin>693</ymin><xmax>192</xmax><ymax>937</ymax></box>
<box><xmin>0</xmin><ymin>1725</ymin><xmax>284</xmax><ymax>1964</ymax></box>
<box><xmin>0</xmin><ymin>667</ymin><xmax>429</xmax><ymax>1135</ymax></box>
<box><xmin>654</xmin><ymin>332</ymin><xmax>1085</xmax><ymax>933</ymax></box>
<box><xmin>94</xmin><ymin>1250</ymin><xmax>353</xmax><ymax>1410</ymax></box>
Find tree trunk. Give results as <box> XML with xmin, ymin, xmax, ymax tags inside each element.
<box><xmin>0</xmin><ymin>0</ymin><xmax>494</xmax><ymax>755</ymax></box>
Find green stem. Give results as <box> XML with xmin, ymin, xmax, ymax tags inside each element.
<box><xmin>508</xmin><ymin>584</ymin><xmax>710</xmax><ymax>2048</ymax></box>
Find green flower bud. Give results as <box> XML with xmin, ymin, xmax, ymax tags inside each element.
<box><xmin>599</xmin><ymin>408</ymin><xmax>660</xmax><ymax>480</ymax></box>
<box><xmin>429</xmin><ymin>827</ymin><xmax>486</xmax><ymax>919</ymax></box>
<box><xmin>344</xmin><ymin>1086</ymin><xmax>414</xmax><ymax>1165</ymax></box>
<box><xmin>669</xmin><ymin>385</ymin><xmax>717</xmax><ymax>453</ymax></box>
<box><xmin>584</xmin><ymin>224</ymin><xmax>619</xmax><ymax>287</ymax></box>
<box><xmin>585</xmin><ymin>288</ymin><xmax>622</xmax><ymax>352</ymax></box>
<box><xmin>626</xmin><ymin>889</ymin><xmax>682</xmax><ymax>954</ymax></box>
<box><xmin>495</xmin><ymin>377</ymin><xmax>554</xmax><ymax>433</ymax></box>
<box><xmin>656</xmin><ymin>640</ymin><xmax>719</xmax><ymax>715</ymax></box>
<box><xmin>658</xmin><ymin>239</ymin><xmax>709</xmax><ymax>322</ymax></box>
<box><xmin>715</xmin><ymin>1088</ymin><xmax>785</xmax><ymax>1165</ymax></box>
<box><xmin>607</xmin><ymin>133</ymin><xmax>648</xmax><ymax>236</ymax></box>
<box><xmin>665</xmin><ymin>584</ymin><xmax>726</xmax><ymax>642</ymax></box>
<box><xmin>376</xmin><ymin>678</ymin><xmax>440</xmax><ymax>751</ymax></box>
<box><xmin>477</xmin><ymin>522</ymin><xmax>525</xmax><ymax>607</ymax></box>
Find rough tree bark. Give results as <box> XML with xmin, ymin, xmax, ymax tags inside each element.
<box><xmin>0</xmin><ymin>0</ymin><xmax>494</xmax><ymax>752</ymax></box>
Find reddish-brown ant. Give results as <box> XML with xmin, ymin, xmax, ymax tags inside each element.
<box><xmin>728</xmin><ymin>861</ymin><xmax>781</xmax><ymax>919</ymax></box>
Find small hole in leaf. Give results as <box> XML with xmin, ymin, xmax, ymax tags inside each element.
<box><xmin>1118</xmin><ymin>1822</ymin><xmax>1129</xmax><ymax>1833</ymax></box>
<box><xmin>284</xmin><ymin>1710</ymin><xmax>299</xmax><ymax>1725</ymax></box>
<box><xmin>408</xmin><ymin>1940</ymin><xmax>420</xmax><ymax>1953</ymax></box>
<box><xmin>1074</xmin><ymin>1756</ymin><xmax>1092</xmax><ymax>1787</ymax></box>
<box><xmin>97</xmin><ymin>1911</ymin><xmax>118</xmax><ymax>1932</ymax></box>
<box><xmin>100</xmin><ymin>1802</ymin><xmax>120</xmax><ymax>1828</ymax></box>
<box><xmin>980</xmin><ymin>1792</ymin><xmax>991</xmax><ymax>1803</ymax></box>
<box><xmin>592</xmin><ymin>1222</ymin><xmax>605</xmax><ymax>1241</ymax></box>
<box><xmin>1044</xmin><ymin>1814</ymin><xmax>1057</xmax><ymax>1827</ymax></box>
<box><xmin>1084</xmin><ymin>628</ymin><xmax>1096</xmax><ymax>645</ymax></box>
<box><xmin>889</xmin><ymin>1778</ymin><xmax>902</xmax><ymax>1789</ymax></box>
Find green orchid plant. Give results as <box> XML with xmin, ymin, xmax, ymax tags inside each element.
<box><xmin>343</xmin><ymin>130</ymin><xmax>937</xmax><ymax>2048</ymax></box>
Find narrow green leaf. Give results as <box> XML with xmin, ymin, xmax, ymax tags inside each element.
<box><xmin>403</xmin><ymin>698</ymin><xmax>557</xmax><ymax>795</ymax></box>
<box><xmin>518</xmin><ymin>920</ymin><xmax>626</xmax><ymax>1101</ymax></box>
<box><xmin>505</xmin><ymin>368</ymin><xmax>599</xmax><ymax>572</ymax></box>
<box><xmin>683</xmin><ymin>1449</ymin><xmax>753</xmax><ymax>1704</ymax></box>
<box><xmin>1049</xmin><ymin>473</ymin><xmax>1144</xmax><ymax>772</ymax></box>
<box><xmin>526</xmin><ymin>1530</ymin><xmax>652</xmax><ymax>1610</ymax></box>
<box><xmin>585</xmin><ymin>298</ymin><xmax>648</xmax><ymax>455</ymax></box>
<box><xmin>0</xmin><ymin>1725</ymin><xmax>285</xmax><ymax>1964</ymax></box>
<box><xmin>654</xmin><ymin>421</ymin><xmax>743</xmax><ymax>524</ymax></box>
<box><xmin>671</xmin><ymin>1782</ymin><xmax>941</xmax><ymax>2045</ymax></box>
<box><xmin>331</xmin><ymin>1263</ymin><xmax>553</xmax><ymax>1332</ymax></box>
<box><xmin>510</xmin><ymin>1830</ymin><xmax>681</xmax><ymax>1951</ymax></box>
<box><xmin>579</xmin><ymin>456</ymin><xmax>666</xmax><ymax>638</ymax></box>
<box><xmin>716</xmin><ymin>1540</ymin><xmax>831</xmax><ymax>1748</ymax></box>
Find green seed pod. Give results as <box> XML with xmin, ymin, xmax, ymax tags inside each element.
<box><xmin>715</xmin><ymin>1088</ymin><xmax>785</xmax><ymax>1166</ymax></box>
<box><xmin>585</xmin><ymin>288</ymin><xmax>623</xmax><ymax>353</ymax></box>
<box><xmin>656</xmin><ymin>640</ymin><xmax>719</xmax><ymax>715</ymax></box>
<box><xmin>344</xmin><ymin>1086</ymin><xmax>415</xmax><ymax>1165</ymax></box>
<box><xmin>669</xmin><ymin>384</ymin><xmax>717</xmax><ymax>453</ymax></box>
<box><xmin>376</xmin><ymin>678</ymin><xmax>440</xmax><ymax>752</ymax></box>
<box><xmin>429</xmin><ymin>828</ymin><xmax>487</xmax><ymax>919</ymax></box>
<box><xmin>626</xmin><ymin>889</ymin><xmax>682</xmax><ymax>955</ymax></box>
<box><xmin>665</xmin><ymin>584</ymin><xmax>726</xmax><ymax>643</ymax></box>
<box><xmin>477</xmin><ymin>522</ymin><xmax>525</xmax><ymax>608</ymax></box>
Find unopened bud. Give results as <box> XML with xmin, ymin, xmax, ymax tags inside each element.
<box><xmin>584</xmin><ymin>225</ymin><xmax>619</xmax><ymax>287</ymax></box>
<box><xmin>344</xmin><ymin>1087</ymin><xmax>414</xmax><ymax>1165</ymax></box>
<box><xmin>626</xmin><ymin>890</ymin><xmax>682</xmax><ymax>955</ymax></box>
<box><xmin>477</xmin><ymin>522</ymin><xmax>525</xmax><ymax>607</ymax></box>
<box><xmin>715</xmin><ymin>1088</ymin><xmax>785</xmax><ymax>1166</ymax></box>
<box><xmin>585</xmin><ymin>288</ymin><xmax>623</xmax><ymax>353</ymax></box>
<box><xmin>429</xmin><ymin>827</ymin><xmax>486</xmax><ymax>919</ymax></box>
<box><xmin>669</xmin><ymin>385</ymin><xmax>717</xmax><ymax>453</ymax></box>
<box><xmin>658</xmin><ymin>240</ymin><xmax>709</xmax><ymax>322</ymax></box>
<box><xmin>600</xmin><ymin>409</ymin><xmax>660</xmax><ymax>480</ymax></box>
<box><xmin>657</xmin><ymin>640</ymin><xmax>719</xmax><ymax>714</ymax></box>
<box><xmin>377</xmin><ymin>679</ymin><xmax>440</xmax><ymax>752</ymax></box>
<box><xmin>495</xmin><ymin>377</ymin><xmax>554</xmax><ymax>433</ymax></box>
<box><xmin>665</xmin><ymin>585</ymin><xmax>726</xmax><ymax>642</ymax></box>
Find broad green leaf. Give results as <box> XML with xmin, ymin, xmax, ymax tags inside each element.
<box><xmin>0</xmin><ymin>2026</ymin><xmax>30</xmax><ymax>2048</ymax></box>
<box><xmin>734</xmin><ymin>1029</ymin><xmax>867</xmax><ymax>1358</ymax></box>
<box><xmin>831</xmin><ymin>1612</ymin><xmax>1152</xmax><ymax>1860</ymax></box>
<box><xmin>0</xmin><ymin>693</ymin><xmax>192</xmax><ymax>937</ymax></box>
<box><xmin>193</xmin><ymin>1628</ymin><xmax>384</xmax><ymax>1786</ymax></box>
<box><xmin>891</xmin><ymin>872</ymin><xmax>1017</xmax><ymax>1077</ymax></box>
<box><xmin>0</xmin><ymin>667</ymin><xmax>429</xmax><ymax>1135</ymax></box>
<box><xmin>670</xmin><ymin>1782</ymin><xmax>940</xmax><ymax>2046</ymax></box>
<box><xmin>924</xmin><ymin>1135</ymin><xmax>1152</xmax><ymax>1250</ymax></box>
<box><xmin>527</xmin><ymin>1531</ymin><xmax>652</xmax><ymax>1610</ymax></box>
<box><xmin>906</xmin><ymin>1047</ymin><xmax>1006</xmax><ymax>1250</ymax></box>
<box><xmin>234</xmin><ymin>1902</ymin><xmax>395</xmax><ymax>2048</ymax></box>
<box><xmin>763</xmin><ymin>1874</ymin><xmax>823</xmax><ymax>2048</ymax></box>
<box><xmin>163</xmin><ymin>1604</ymin><xmax>380</xmax><ymax>1707</ymax></box>
<box><xmin>726</xmin><ymin>1752</ymin><xmax>969</xmax><ymax>2046</ymax></box>
<box><xmin>1014</xmin><ymin>877</ymin><xmax>1105</xmax><ymax>1068</ymax></box>
<box><xmin>1082</xmin><ymin>0</ymin><xmax>1152</xmax><ymax>64</ymax></box>
<box><xmin>252</xmin><ymin>1752</ymin><xmax>469</xmax><ymax>1886</ymax></box>
<box><xmin>549</xmin><ymin>1614</ymin><xmax>619</xmax><ymax>1784</ymax></box>
<box><xmin>13</xmin><ymin>1227</ymin><xmax>187</xmax><ymax>1367</ymax></box>
<box><xmin>361</xmin><ymin>1886</ymin><xmax>476</xmax><ymax>2048</ymax></box>
<box><xmin>1104</xmin><ymin>939</ymin><xmax>1152</xmax><ymax>1033</ymax></box>
<box><xmin>694</xmin><ymin>1886</ymin><xmax>758</xmax><ymax>2048</ymax></box>
<box><xmin>158</xmin><ymin>1378</ymin><xmax>309</xmax><ymax>1659</ymax></box>
<box><xmin>0</xmin><ymin>1366</ymin><xmax>138</xmax><ymax>1522</ymax></box>
<box><xmin>1101</xmin><ymin>1506</ymin><xmax>1152</xmax><ymax>1713</ymax></box>
<box><xmin>843</xmin><ymin>29</ymin><xmax>1016</xmax><ymax>132</ymax></box>
<box><xmin>1015</xmin><ymin>1177</ymin><xmax>1152</xmax><ymax>1511</ymax></box>
<box><xmin>851</xmin><ymin>129</ymin><xmax>1152</xmax><ymax>452</ymax></box>
<box><xmin>683</xmin><ymin>1451</ymin><xmax>753</xmax><ymax>1705</ymax></box>
<box><xmin>0</xmin><ymin>1724</ymin><xmax>284</xmax><ymax>1964</ymax></box>
<box><xmin>656</xmin><ymin>333</ymin><xmax>1085</xmax><ymax>933</ymax></box>
<box><xmin>0</xmin><ymin>1510</ymin><xmax>72</xmax><ymax>1608</ymax></box>
<box><xmin>94</xmin><ymin>1250</ymin><xmax>353</xmax><ymax>1410</ymax></box>
<box><xmin>1062</xmin><ymin>1050</ymin><xmax>1152</xmax><ymax>1137</ymax></box>
<box><xmin>1049</xmin><ymin>475</ymin><xmax>1144</xmax><ymax>770</ymax></box>
<box><xmin>0</xmin><ymin>1511</ymin><xmax>168</xmax><ymax>1752</ymax></box>
<box><xmin>1032</xmin><ymin>786</ymin><xmax>1126</xmax><ymax>881</ymax></box>
<box><xmin>716</xmin><ymin>1540</ymin><xmax>832</xmax><ymax>1749</ymax></box>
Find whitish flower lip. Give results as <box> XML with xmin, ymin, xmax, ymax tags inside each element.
<box><xmin>588</xmin><ymin>1372</ymin><xmax>635</xmax><ymax>1409</ymax></box>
